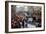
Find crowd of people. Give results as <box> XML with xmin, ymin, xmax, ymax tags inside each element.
<box><xmin>11</xmin><ymin>10</ymin><xmax>41</xmax><ymax>28</ymax></box>
<box><xmin>11</xmin><ymin>6</ymin><xmax>41</xmax><ymax>28</ymax></box>
<box><xmin>11</xmin><ymin>14</ymin><xmax>27</xmax><ymax>28</ymax></box>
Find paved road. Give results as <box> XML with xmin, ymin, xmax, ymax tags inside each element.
<box><xmin>24</xmin><ymin>21</ymin><xmax>36</xmax><ymax>28</ymax></box>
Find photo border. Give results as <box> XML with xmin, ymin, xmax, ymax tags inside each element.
<box><xmin>5</xmin><ymin>1</ymin><xmax>45</xmax><ymax>33</ymax></box>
